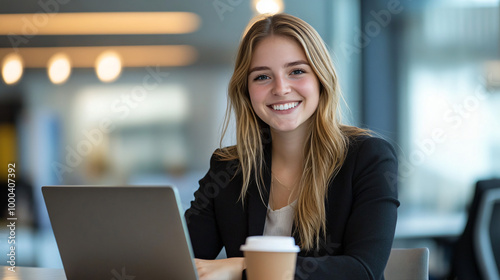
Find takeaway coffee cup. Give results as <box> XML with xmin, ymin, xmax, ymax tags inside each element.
<box><xmin>240</xmin><ymin>236</ymin><xmax>300</xmax><ymax>280</ymax></box>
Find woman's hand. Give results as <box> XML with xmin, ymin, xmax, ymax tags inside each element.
<box><xmin>195</xmin><ymin>257</ymin><xmax>245</xmax><ymax>280</ymax></box>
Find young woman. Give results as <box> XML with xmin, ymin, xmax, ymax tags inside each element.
<box><xmin>186</xmin><ymin>13</ymin><xmax>399</xmax><ymax>280</ymax></box>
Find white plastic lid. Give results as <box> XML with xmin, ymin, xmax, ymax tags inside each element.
<box><xmin>240</xmin><ymin>236</ymin><xmax>300</xmax><ymax>253</ymax></box>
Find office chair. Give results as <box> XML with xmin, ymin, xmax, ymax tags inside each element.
<box><xmin>448</xmin><ymin>179</ymin><xmax>500</xmax><ymax>280</ymax></box>
<box><xmin>384</xmin><ymin>248</ymin><xmax>429</xmax><ymax>280</ymax></box>
<box><xmin>474</xmin><ymin>187</ymin><xmax>500</xmax><ymax>280</ymax></box>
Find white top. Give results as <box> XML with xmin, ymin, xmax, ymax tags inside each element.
<box><xmin>263</xmin><ymin>200</ymin><xmax>297</xmax><ymax>236</ymax></box>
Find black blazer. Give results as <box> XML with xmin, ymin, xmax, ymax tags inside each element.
<box><xmin>185</xmin><ymin>135</ymin><xmax>399</xmax><ymax>280</ymax></box>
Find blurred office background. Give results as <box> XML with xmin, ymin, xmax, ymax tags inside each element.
<box><xmin>0</xmin><ymin>0</ymin><xmax>499</xmax><ymax>279</ymax></box>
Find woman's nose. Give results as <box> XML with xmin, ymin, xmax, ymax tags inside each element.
<box><xmin>272</xmin><ymin>76</ymin><xmax>291</xmax><ymax>96</ymax></box>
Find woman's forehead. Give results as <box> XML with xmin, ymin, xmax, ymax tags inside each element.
<box><xmin>250</xmin><ymin>36</ymin><xmax>307</xmax><ymax>67</ymax></box>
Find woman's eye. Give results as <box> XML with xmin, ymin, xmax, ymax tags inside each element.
<box><xmin>291</xmin><ymin>69</ymin><xmax>305</xmax><ymax>75</ymax></box>
<box><xmin>254</xmin><ymin>75</ymin><xmax>269</xmax><ymax>81</ymax></box>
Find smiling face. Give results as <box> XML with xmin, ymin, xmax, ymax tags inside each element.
<box><xmin>248</xmin><ymin>35</ymin><xmax>320</xmax><ymax>135</ymax></box>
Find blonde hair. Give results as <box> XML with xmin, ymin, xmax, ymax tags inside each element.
<box><xmin>217</xmin><ymin>13</ymin><xmax>368</xmax><ymax>251</ymax></box>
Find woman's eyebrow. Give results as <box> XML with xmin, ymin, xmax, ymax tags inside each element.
<box><xmin>248</xmin><ymin>66</ymin><xmax>270</xmax><ymax>74</ymax></box>
<box><xmin>249</xmin><ymin>60</ymin><xmax>309</xmax><ymax>75</ymax></box>
<box><xmin>284</xmin><ymin>60</ymin><xmax>309</xmax><ymax>68</ymax></box>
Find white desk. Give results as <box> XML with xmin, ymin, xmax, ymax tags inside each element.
<box><xmin>395</xmin><ymin>212</ymin><xmax>467</xmax><ymax>239</ymax></box>
<box><xmin>0</xmin><ymin>266</ymin><xmax>66</xmax><ymax>280</ymax></box>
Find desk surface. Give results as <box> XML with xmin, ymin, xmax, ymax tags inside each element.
<box><xmin>0</xmin><ymin>266</ymin><xmax>66</xmax><ymax>280</ymax></box>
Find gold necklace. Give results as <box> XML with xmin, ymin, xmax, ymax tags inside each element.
<box><xmin>271</xmin><ymin>171</ymin><xmax>295</xmax><ymax>192</ymax></box>
<box><xmin>270</xmin><ymin>171</ymin><xmax>298</xmax><ymax>209</ymax></box>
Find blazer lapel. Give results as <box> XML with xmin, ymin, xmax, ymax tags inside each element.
<box><xmin>247</xmin><ymin>144</ymin><xmax>272</xmax><ymax>236</ymax></box>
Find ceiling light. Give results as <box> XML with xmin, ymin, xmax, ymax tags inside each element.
<box><xmin>254</xmin><ymin>0</ymin><xmax>284</xmax><ymax>14</ymax></box>
<box><xmin>48</xmin><ymin>53</ymin><xmax>71</xmax><ymax>84</ymax></box>
<box><xmin>0</xmin><ymin>45</ymin><xmax>198</xmax><ymax>68</ymax></box>
<box><xmin>95</xmin><ymin>51</ymin><xmax>122</xmax><ymax>83</ymax></box>
<box><xmin>2</xmin><ymin>53</ymin><xmax>23</xmax><ymax>85</ymax></box>
<box><xmin>0</xmin><ymin>12</ymin><xmax>201</xmax><ymax>35</ymax></box>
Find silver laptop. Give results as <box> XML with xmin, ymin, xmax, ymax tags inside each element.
<box><xmin>42</xmin><ymin>185</ymin><xmax>198</xmax><ymax>280</ymax></box>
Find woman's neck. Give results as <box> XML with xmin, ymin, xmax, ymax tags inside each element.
<box><xmin>269</xmin><ymin>127</ymin><xmax>307</xmax><ymax>209</ymax></box>
<box><xmin>270</xmin><ymin>127</ymin><xmax>307</xmax><ymax>171</ymax></box>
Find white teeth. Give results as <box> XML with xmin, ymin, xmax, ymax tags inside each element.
<box><xmin>272</xmin><ymin>102</ymin><xmax>299</xmax><ymax>111</ymax></box>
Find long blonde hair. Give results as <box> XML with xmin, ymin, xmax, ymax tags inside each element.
<box><xmin>217</xmin><ymin>13</ymin><xmax>368</xmax><ymax>251</ymax></box>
